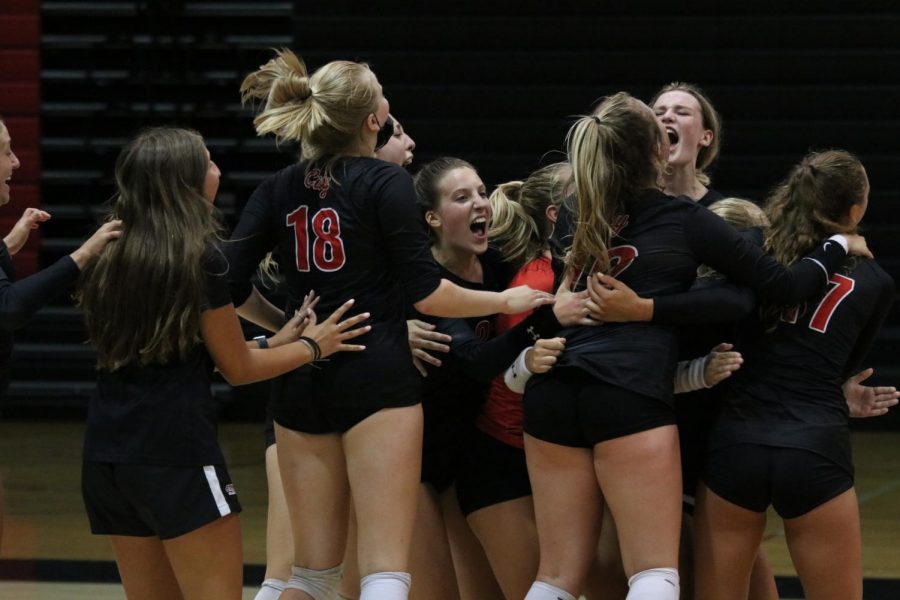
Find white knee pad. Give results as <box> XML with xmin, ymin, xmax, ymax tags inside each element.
<box><xmin>253</xmin><ymin>578</ymin><xmax>286</xmax><ymax>600</ymax></box>
<box><xmin>524</xmin><ymin>581</ymin><xmax>577</xmax><ymax>600</ymax></box>
<box><xmin>627</xmin><ymin>567</ymin><xmax>679</xmax><ymax>600</ymax></box>
<box><xmin>358</xmin><ymin>571</ymin><xmax>411</xmax><ymax>600</ymax></box>
<box><xmin>286</xmin><ymin>564</ymin><xmax>343</xmax><ymax>600</ymax></box>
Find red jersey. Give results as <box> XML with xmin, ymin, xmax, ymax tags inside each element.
<box><xmin>477</xmin><ymin>255</ymin><xmax>555</xmax><ymax>448</ymax></box>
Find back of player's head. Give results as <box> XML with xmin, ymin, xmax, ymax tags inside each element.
<box><xmin>764</xmin><ymin>149</ymin><xmax>867</xmax><ymax>266</ymax></box>
<box><xmin>651</xmin><ymin>81</ymin><xmax>723</xmax><ymax>184</ymax></box>
<box><xmin>708</xmin><ymin>197</ymin><xmax>769</xmax><ymax>230</ymax></box>
<box><xmin>490</xmin><ymin>162</ymin><xmax>572</xmax><ymax>271</ymax></box>
<box><xmin>78</xmin><ymin>127</ymin><xmax>222</xmax><ymax>371</ymax></box>
<box><xmin>566</xmin><ymin>92</ymin><xmax>664</xmax><ymax>275</ymax></box>
<box><xmin>241</xmin><ymin>49</ymin><xmax>380</xmax><ymax>170</ymax></box>
<box><xmin>114</xmin><ymin>127</ymin><xmax>209</xmax><ymax>218</ymax></box>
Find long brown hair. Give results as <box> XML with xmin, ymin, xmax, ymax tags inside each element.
<box><xmin>761</xmin><ymin>149</ymin><xmax>867</xmax><ymax>327</ymax></box>
<box><xmin>77</xmin><ymin>127</ymin><xmax>223</xmax><ymax>370</ymax></box>
<box><xmin>566</xmin><ymin>92</ymin><xmax>665</xmax><ymax>276</ymax></box>
<box><xmin>489</xmin><ymin>162</ymin><xmax>571</xmax><ymax>273</ymax></box>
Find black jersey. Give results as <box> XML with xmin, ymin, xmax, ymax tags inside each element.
<box><xmin>0</xmin><ymin>242</ymin><xmax>81</xmax><ymax>396</ymax></box>
<box><xmin>83</xmin><ymin>249</ymin><xmax>233</xmax><ymax>466</ymax></box>
<box><xmin>225</xmin><ymin>158</ymin><xmax>442</xmax><ymax>407</ymax></box>
<box><xmin>552</xmin><ymin>189</ymin><xmax>847</xmax><ymax>402</ymax></box>
<box><xmin>697</xmin><ymin>187</ymin><xmax>725</xmax><ymax>208</ymax></box>
<box><xmin>710</xmin><ymin>258</ymin><xmax>895</xmax><ymax>472</ymax></box>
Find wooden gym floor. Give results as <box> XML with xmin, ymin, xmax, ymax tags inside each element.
<box><xmin>0</xmin><ymin>421</ymin><xmax>898</xmax><ymax>599</ymax></box>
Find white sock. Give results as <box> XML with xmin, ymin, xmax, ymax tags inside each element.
<box><xmin>286</xmin><ymin>564</ymin><xmax>343</xmax><ymax>600</ymax></box>
<box><xmin>358</xmin><ymin>571</ymin><xmax>411</xmax><ymax>600</ymax></box>
<box><xmin>627</xmin><ymin>568</ymin><xmax>679</xmax><ymax>600</ymax></box>
<box><xmin>524</xmin><ymin>580</ymin><xmax>577</xmax><ymax>600</ymax></box>
<box><xmin>254</xmin><ymin>578</ymin><xmax>286</xmax><ymax>600</ymax></box>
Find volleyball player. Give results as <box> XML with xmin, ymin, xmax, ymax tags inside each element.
<box><xmin>228</xmin><ymin>50</ymin><xmax>552</xmax><ymax>600</ymax></box>
<box><xmin>520</xmin><ymin>92</ymin><xmax>868</xmax><ymax>600</ymax></box>
<box><xmin>695</xmin><ymin>150</ymin><xmax>894</xmax><ymax>600</ymax></box>
<box><xmin>77</xmin><ymin>127</ymin><xmax>371</xmax><ymax>600</ymax></box>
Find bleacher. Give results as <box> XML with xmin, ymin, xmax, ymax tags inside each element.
<box><xmin>3</xmin><ymin>1</ymin><xmax>899</xmax><ymax>427</ymax></box>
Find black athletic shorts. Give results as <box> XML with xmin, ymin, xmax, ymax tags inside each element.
<box><xmin>456</xmin><ymin>427</ymin><xmax>531</xmax><ymax>516</ymax></box>
<box><xmin>524</xmin><ymin>367</ymin><xmax>676</xmax><ymax>448</ymax></box>
<box><xmin>703</xmin><ymin>443</ymin><xmax>854</xmax><ymax>519</ymax></box>
<box><xmin>273</xmin><ymin>366</ymin><xmax>420</xmax><ymax>434</ymax></box>
<box><xmin>675</xmin><ymin>391</ymin><xmax>719</xmax><ymax>514</ymax></box>
<box><xmin>82</xmin><ymin>461</ymin><xmax>241</xmax><ymax>540</ymax></box>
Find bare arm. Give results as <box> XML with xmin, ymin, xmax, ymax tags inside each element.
<box><xmin>201</xmin><ymin>299</ymin><xmax>370</xmax><ymax>386</ymax></box>
<box><xmin>413</xmin><ymin>279</ymin><xmax>554</xmax><ymax>318</ymax></box>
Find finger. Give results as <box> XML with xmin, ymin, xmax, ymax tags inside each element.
<box><xmin>595</xmin><ymin>272</ymin><xmax>625</xmax><ymax>290</ymax></box>
<box><xmin>338</xmin><ymin>311</ymin><xmax>371</xmax><ymax>329</ymax></box>
<box><xmin>413</xmin><ymin>348</ymin><xmax>442</xmax><ymax>368</ymax></box>
<box><xmin>338</xmin><ymin>343</ymin><xmax>366</xmax><ymax>352</ymax></box>
<box><xmin>326</xmin><ymin>299</ymin><xmax>356</xmax><ymax>323</ymax></box>
<box><xmin>410</xmin><ymin>319</ymin><xmax>435</xmax><ymax>331</ymax></box>
<box><xmin>417</xmin><ymin>330</ymin><xmax>453</xmax><ymax>344</ymax></box>
<box><xmin>713</xmin><ymin>342</ymin><xmax>734</xmax><ymax>352</ymax></box>
<box><xmin>849</xmin><ymin>367</ymin><xmax>874</xmax><ymax>384</ymax></box>
<box><xmin>412</xmin><ymin>356</ymin><xmax>428</xmax><ymax>378</ymax></box>
<box><xmin>340</xmin><ymin>321</ymin><xmax>372</xmax><ymax>339</ymax></box>
<box><xmin>579</xmin><ymin>317</ymin><xmax>601</xmax><ymax>326</ymax></box>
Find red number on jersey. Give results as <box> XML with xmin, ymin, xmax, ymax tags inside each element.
<box><xmin>286</xmin><ymin>206</ymin><xmax>347</xmax><ymax>272</ymax></box>
<box><xmin>809</xmin><ymin>274</ymin><xmax>855</xmax><ymax>333</ymax></box>
<box><xmin>608</xmin><ymin>245</ymin><xmax>638</xmax><ymax>277</ymax></box>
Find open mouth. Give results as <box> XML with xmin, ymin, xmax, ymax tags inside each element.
<box><xmin>470</xmin><ymin>217</ymin><xmax>487</xmax><ymax>237</ymax></box>
<box><xmin>666</xmin><ymin>127</ymin><xmax>679</xmax><ymax>145</ymax></box>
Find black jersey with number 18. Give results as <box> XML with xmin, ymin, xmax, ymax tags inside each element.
<box><xmin>225</xmin><ymin>158</ymin><xmax>442</xmax><ymax>408</ymax></box>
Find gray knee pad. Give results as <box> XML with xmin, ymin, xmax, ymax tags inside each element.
<box><xmin>627</xmin><ymin>567</ymin><xmax>679</xmax><ymax>600</ymax></box>
<box><xmin>286</xmin><ymin>564</ymin><xmax>343</xmax><ymax>600</ymax></box>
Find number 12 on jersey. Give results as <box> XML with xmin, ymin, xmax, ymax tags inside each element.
<box><xmin>286</xmin><ymin>206</ymin><xmax>347</xmax><ymax>272</ymax></box>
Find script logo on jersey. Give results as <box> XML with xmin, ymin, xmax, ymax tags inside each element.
<box><xmin>780</xmin><ymin>273</ymin><xmax>855</xmax><ymax>333</ymax></box>
<box><xmin>474</xmin><ymin>319</ymin><xmax>493</xmax><ymax>341</ymax></box>
<box><xmin>304</xmin><ymin>168</ymin><xmax>330</xmax><ymax>199</ymax></box>
<box><xmin>608</xmin><ymin>245</ymin><xmax>638</xmax><ymax>278</ymax></box>
<box><xmin>286</xmin><ymin>206</ymin><xmax>347</xmax><ymax>272</ymax></box>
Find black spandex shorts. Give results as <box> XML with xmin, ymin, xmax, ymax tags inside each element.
<box><xmin>82</xmin><ymin>461</ymin><xmax>241</xmax><ymax>540</ymax></box>
<box><xmin>703</xmin><ymin>443</ymin><xmax>854</xmax><ymax>519</ymax></box>
<box><xmin>456</xmin><ymin>427</ymin><xmax>532</xmax><ymax>516</ymax></box>
<box><xmin>273</xmin><ymin>366</ymin><xmax>420</xmax><ymax>434</ymax></box>
<box><xmin>524</xmin><ymin>368</ymin><xmax>676</xmax><ymax>448</ymax></box>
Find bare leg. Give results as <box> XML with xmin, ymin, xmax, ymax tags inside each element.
<box><xmin>440</xmin><ymin>486</ymin><xmax>503</xmax><ymax>600</ymax></box>
<box><xmin>748</xmin><ymin>546</ymin><xmax>779</xmax><ymax>600</ymax></box>
<box><xmin>163</xmin><ymin>514</ymin><xmax>244</xmax><ymax>600</ymax></box>
<box><xmin>784</xmin><ymin>488</ymin><xmax>862</xmax><ymax>600</ymax></box>
<box><xmin>338</xmin><ymin>498</ymin><xmax>361</xmax><ymax>599</ymax></box>
<box><xmin>525</xmin><ymin>434</ymin><xmax>603</xmax><ymax>596</ymax></box>
<box><xmin>344</xmin><ymin>405</ymin><xmax>423</xmax><ymax>577</ymax></box>
<box><xmin>263</xmin><ymin>444</ymin><xmax>293</xmax><ymax>582</ymax></box>
<box><xmin>583</xmin><ymin>505</ymin><xmax>628</xmax><ymax>600</ymax></box>
<box><xmin>693</xmin><ymin>484</ymin><xmax>766</xmax><ymax>600</ymax></box>
<box><xmin>109</xmin><ymin>535</ymin><xmax>184</xmax><ymax>600</ymax></box>
<box><xmin>276</xmin><ymin>424</ymin><xmax>350</xmax><ymax>600</ymax></box>
<box><xmin>407</xmin><ymin>484</ymin><xmax>459</xmax><ymax>600</ymax></box>
<box><xmin>467</xmin><ymin>495</ymin><xmax>540</xmax><ymax>600</ymax></box>
<box><xmin>593</xmin><ymin>426</ymin><xmax>682</xmax><ymax>579</ymax></box>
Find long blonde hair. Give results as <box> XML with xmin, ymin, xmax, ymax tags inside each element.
<box><xmin>566</xmin><ymin>92</ymin><xmax>665</xmax><ymax>276</ymax></box>
<box><xmin>489</xmin><ymin>162</ymin><xmax>572</xmax><ymax>273</ymax></box>
<box><xmin>240</xmin><ymin>48</ymin><xmax>381</xmax><ymax>179</ymax></box>
<box><xmin>77</xmin><ymin>128</ymin><xmax>223</xmax><ymax>370</ymax></box>
<box><xmin>697</xmin><ymin>198</ymin><xmax>769</xmax><ymax>279</ymax></box>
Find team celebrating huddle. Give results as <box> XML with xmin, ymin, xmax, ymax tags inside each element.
<box><xmin>0</xmin><ymin>47</ymin><xmax>897</xmax><ymax>600</ymax></box>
